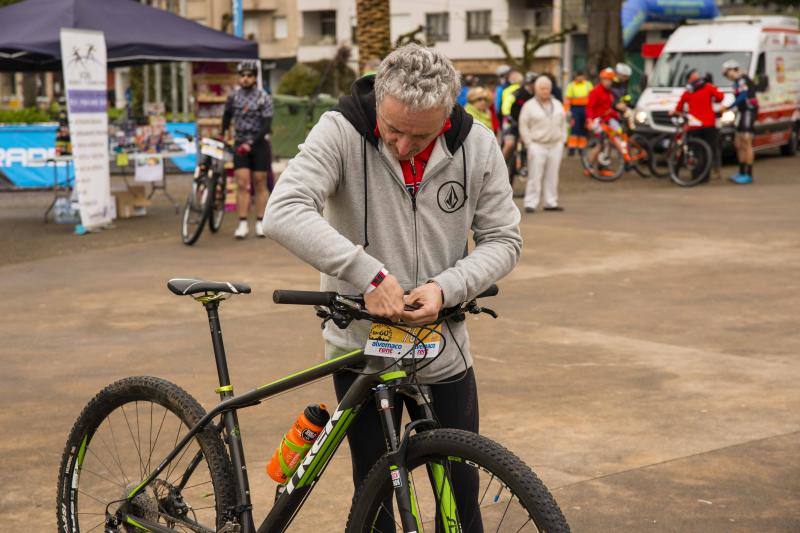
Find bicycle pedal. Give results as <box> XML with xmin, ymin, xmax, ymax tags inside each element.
<box><xmin>218</xmin><ymin>521</ymin><xmax>241</xmax><ymax>533</ymax></box>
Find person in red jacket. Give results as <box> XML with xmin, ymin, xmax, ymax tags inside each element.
<box><xmin>671</xmin><ymin>69</ymin><xmax>724</xmax><ymax>180</ymax></box>
<box><xmin>585</xmin><ymin>68</ymin><xmax>621</xmax><ymax>176</ymax></box>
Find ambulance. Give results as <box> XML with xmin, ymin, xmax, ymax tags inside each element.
<box><xmin>633</xmin><ymin>16</ymin><xmax>800</xmax><ymax>156</ymax></box>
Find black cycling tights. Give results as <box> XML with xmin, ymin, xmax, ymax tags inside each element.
<box><xmin>333</xmin><ymin>366</ymin><xmax>482</xmax><ymax>532</ymax></box>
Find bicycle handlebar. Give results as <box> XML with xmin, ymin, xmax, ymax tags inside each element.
<box><xmin>272</xmin><ymin>285</ymin><xmax>498</xmax><ymax>307</ymax></box>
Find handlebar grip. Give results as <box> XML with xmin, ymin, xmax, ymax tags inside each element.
<box><xmin>272</xmin><ymin>290</ymin><xmax>337</xmax><ymax>306</ymax></box>
<box><xmin>476</xmin><ymin>284</ymin><xmax>499</xmax><ymax>298</ymax></box>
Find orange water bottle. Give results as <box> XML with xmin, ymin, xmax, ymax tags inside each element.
<box><xmin>266</xmin><ymin>404</ymin><xmax>330</xmax><ymax>484</ymax></box>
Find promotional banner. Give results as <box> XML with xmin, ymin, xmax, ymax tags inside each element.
<box><xmin>0</xmin><ymin>125</ymin><xmax>73</xmax><ymax>188</ymax></box>
<box><xmin>621</xmin><ymin>0</ymin><xmax>719</xmax><ymax>46</ymax></box>
<box><xmin>60</xmin><ymin>28</ymin><xmax>111</xmax><ymax>229</ymax></box>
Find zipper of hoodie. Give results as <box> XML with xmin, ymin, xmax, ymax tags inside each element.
<box><xmin>410</xmin><ymin>156</ymin><xmax>420</xmax><ymax>286</ymax></box>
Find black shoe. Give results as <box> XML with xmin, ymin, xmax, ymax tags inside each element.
<box><xmin>524</xmin><ymin>207</ymin><xmax>536</xmax><ymax>213</ymax></box>
<box><xmin>543</xmin><ymin>206</ymin><xmax>564</xmax><ymax>212</ymax></box>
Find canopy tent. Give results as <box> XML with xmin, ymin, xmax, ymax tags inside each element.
<box><xmin>0</xmin><ymin>0</ymin><xmax>258</xmax><ymax>71</ymax></box>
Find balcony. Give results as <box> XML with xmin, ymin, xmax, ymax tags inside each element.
<box><xmin>243</xmin><ymin>0</ymin><xmax>279</xmax><ymax>11</ymax></box>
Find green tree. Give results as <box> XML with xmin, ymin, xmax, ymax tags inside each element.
<box><xmin>277</xmin><ymin>64</ymin><xmax>321</xmax><ymax>97</ymax></box>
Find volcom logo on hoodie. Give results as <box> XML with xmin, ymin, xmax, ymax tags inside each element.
<box><xmin>437</xmin><ymin>181</ymin><xmax>466</xmax><ymax>213</ymax></box>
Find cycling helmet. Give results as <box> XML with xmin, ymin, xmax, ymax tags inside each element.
<box><xmin>615</xmin><ymin>62</ymin><xmax>632</xmax><ymax>77</ymax></box>
<box><xmin>237</xmin><ymin>60</ymin><xmax>259</xmax><ymax>74</ymax></box>
<box><xmin>495</xmin><ymin>65</ymin><xmax>512</xmax><ymax>77</ymax></box>
<box><xmin>524</xmin><ymin>71</ymin><xmax>539</xmax><ymax>85</ymax></box>
<box><xmin>721</xmin><ymin>59</ymin><xmax>740</xmax><ymax>74</ymax></box>
<box><xmin>599</xmin><ymin>68</ymin><xmax>616</xmax><ymax>80</ymax></box>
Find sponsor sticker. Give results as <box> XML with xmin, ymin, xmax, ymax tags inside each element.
<box><xmin>364</xmin><ymin>323</ymin><xmax>442</xmax><ymax>359</ymax></box>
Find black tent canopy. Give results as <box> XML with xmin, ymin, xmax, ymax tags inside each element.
<box><xmin>0</xmin><ymin>0</ymin><xmax>258</xmax><ymax>71</ymax></box>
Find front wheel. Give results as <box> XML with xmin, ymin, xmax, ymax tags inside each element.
<box><xmin>346</xmin><ymin>429</ymin><xmax>570</xmax><ymax>533</ymax></box>
<box><xmin>56</xmin><ymin>376</ymin><xmax>235</xmax><ymax>533</ymax></box>
<box><xmin>668</xmin><ymin>137</ymin><xmax>712</xmax><ymax>187</ymax></box>
<box><xmin>582</xmin><ymin>136</ymin><xmax>624</xmax><ymax>181</ymax></box>
<box><xmin>629</xmin><ymin>134</ymin><xmax>652</xmax><ymax>178</ymax></box>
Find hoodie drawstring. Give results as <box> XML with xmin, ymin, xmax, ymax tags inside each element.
<box><xmin>362</xmin><ymin>135</ymin><xmax>369</xmax><ymax>248</ymax></box>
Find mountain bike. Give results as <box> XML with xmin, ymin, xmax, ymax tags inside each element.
<box><xmin>180</xmin><ymin>138</ymin><xmax>231</xmax><ymax>245</ymax></box>
<box><xmin>581</xmin><ymin>121</ymin><xmax>651</xmax><ymax>181</ymax></box>
<box><xmin>56</xmin><ymin>279</ymin><xmax>571</xmax><ymax>532</ymax></box>
<box><xmin>648</xmin><ymin>114</ymin><xmax>712</xmax><ymax>187</ymax></box>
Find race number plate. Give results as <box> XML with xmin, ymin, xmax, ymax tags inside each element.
<box><xmin>200</xmin><ymin>138</ymin><xmax>226</xmax><ymax>159</ymax></box>
<box><xmin>364</xmin><ymin>323</ymin><xmax>443</xmax><ymax>359</ymax></box>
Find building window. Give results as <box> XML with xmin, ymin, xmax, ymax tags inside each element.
<box><xmin>425</xmin><ymin>13</ymin><xmax>449</xmax><ymax>42</ymax></box>
<box><xmin>466</xmin><ymin>10</ymin><xmax>491</xmax><ymax>40</ymax></box>
<box><xmin>244</xmin><ymin>14</ymin><xmax>259</xmax><ymax>41</ymax></box>
<box><xmin>320</xmin><ymin>10</ymin><xmax>336</xmax><ymax>38</ymax></box>
<box><xmin>273</xmin><ymin>16</ymin><xmax>288</xmax><ymax>40</ymax></box>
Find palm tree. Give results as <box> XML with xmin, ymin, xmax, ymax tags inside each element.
<box><xmin>355</xmin><ymin>0</ymin><xmax>391</xmax><ymax>74</ymax></box>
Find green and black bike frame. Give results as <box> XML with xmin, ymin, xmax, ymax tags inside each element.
<box><xmin>118</xmin><ymin>296</ymin><xmax>449</xmax><ymax>533</ymax></box>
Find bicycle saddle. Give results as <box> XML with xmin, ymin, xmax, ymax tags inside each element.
<box><xmin>167</xmin><ymin>278</ymin><xmax>251</xmax><ymax>296</ymax></box>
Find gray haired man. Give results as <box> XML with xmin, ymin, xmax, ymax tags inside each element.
<box><xmin>264</xmin><ymin>44</ymin><xmax>521</xmax><ymax>527</ymax></box>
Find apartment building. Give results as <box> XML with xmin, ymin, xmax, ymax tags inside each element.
<box><xmin>297</xmin><ymin>0</ymin><xmax>566</xmax><ymax>76</ymax></box>
<box><xmin>185</xmin><ymin>0</ymin><xmax>299</xmax><ymax>88</ymax></box>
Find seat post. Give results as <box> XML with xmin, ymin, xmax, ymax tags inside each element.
<box><xmin>204</xmin><ymin>300</ymin><xmax>233</xmax><ymax>399</ymax></box>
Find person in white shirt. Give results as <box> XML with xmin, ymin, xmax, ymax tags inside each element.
<box><xmin>518</xmin><ymin>76</ymin><xmax>567</xmax><ymax>213</ymax></box>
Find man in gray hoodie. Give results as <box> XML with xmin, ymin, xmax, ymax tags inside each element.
<box><xmin>263</xmin><ymin>44</ymin><xmax>521</xmax><ymax>526</ymax></box>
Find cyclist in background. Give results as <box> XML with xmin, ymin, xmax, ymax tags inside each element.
<box><xmin>510</xmin><ymin>71</ymin><xmax>538</xmax><ymax>126</ymax></box>
<box><xmin>722</xmin><ymin>59</ymin><xmax>759</xmax><ymax>184</ymax></box>
<box><xmin>671</xmin><ymin>69</ymin><xmax>724</xmax><ymax>180</ymax></box>
<box><xmin>222</xmin><ymin>60</ymin><xmax>274</xmax><ymax>239</ymax></box>
<box><xmin>564</xmin><ymin>70</ymin><xmax>593</xmax><ymax>156</ymax></box>
<box><xmin>585</xmin><ymin>67</ymin><xmax>621</xmax><ymax>177</ymax></box>
<box><xmin>500</xmin><ymin>70</ymin><xmax>524</xmax><ymax>161</ymax></box>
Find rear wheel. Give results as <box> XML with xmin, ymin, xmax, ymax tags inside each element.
<box><xmin>56</xmin><ymin>376</ymin><xmax>235</xmax><ymax>532</ymax></box>
<box><xmin>629</xmin><ymin>134</ymin><xmax>652</xmax><ymax>178</ymax></box>
<box><xmin>208</xmin><ymin>173</ymin><xmax>227</xmax><ymax>233</ymax></box>
<box><xmin>648</xmin><ymin>133</ymin><xmax>672</xmax><ymax>178</ymax></box>
<box><xmin>346</xmin><ymin>429</ymin><xmax>570</xmax><ymax>533</ymax></box>
<box><xmin>582</xmin><ymin>136</ymin><xmax>624</xmax><ymax>181</ymax></box>
<box><xmin>181</xmin><ymin>173</ymin><xmax>213</xmax><ymax>246</ymax></box>
<box><xmin>668</xmin><ymin>137</ymin><xmax>712</xmax><ymax>187</ymax></box>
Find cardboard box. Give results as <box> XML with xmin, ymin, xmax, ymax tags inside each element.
<box><xmin>128</xmin><ymin>185</ymin><xmax>152</xmax><ymax>208</ymax></box>
<box><xmin>113</xmin><ymin>190</ymin><xmax>135</xmax><ymax>219</ymax></box>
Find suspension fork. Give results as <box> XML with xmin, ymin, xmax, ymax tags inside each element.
<box><xmin>375</xmin><ymin>385</ymin><xmax>423</xmax><ymax>532</ymax></box>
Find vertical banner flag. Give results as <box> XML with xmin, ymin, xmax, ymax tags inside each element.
<box><xmin>233</xmin><ymin>0</ymin><xmax>243</xmax><ymax>37</ymax></box>
<box><xmin>60</xmin><ymin>28</ymin><xmax>111</xmax><ymax>229</ymax></box>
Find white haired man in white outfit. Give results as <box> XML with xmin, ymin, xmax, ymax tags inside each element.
<box><xmin>518</xmin><ymin>75</ymin><xmax>567</xmax><ymax>213</ymax></box>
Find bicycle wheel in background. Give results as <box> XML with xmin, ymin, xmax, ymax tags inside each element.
<box><xmin>629</xmin><ymin>134</ymin><xmax>652</xmax><ymax>178</ymax></box>
<box><xmin>181</xmin><ymin>173</ymin><xmax>213</xmax><ymax>245</ymax></box>
<box><xmin>346</xmin><ymin>429</ymin><xmax>570</xmax><ymax>533</ymax></box>
<box><xmin>669</xmin><ymin>137</ymin><xmax>712</xmax><ymax>187</ymax></box>
<box><xmin>582</xmin><ymin>136</ymin><xmax>624</xmax><ymax>181</ymax></box>
<box><xmin>208</xmin><ymin>173</ymin><xmax>227</xmax><ymax>233</ymax></box>
<box><xmin>56</xmin><ymin>376</ymin><xmax>235</xmax><ymax>533</ymax></box>
<box><xmin>648</xmin><ymin>133</ymin><xmax>672</xmax><ymax>178</ymax></box>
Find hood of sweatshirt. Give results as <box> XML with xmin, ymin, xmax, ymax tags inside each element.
<box><xmin>332</xmin><ymin>75</ymin><xmax>473</xmax><ymax>155</ymax></box>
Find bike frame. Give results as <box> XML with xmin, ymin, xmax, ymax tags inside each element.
<box><xmin>115</xmin><ymin>296</ymin><xmax>452</xmax><ymax>533</ymax></box>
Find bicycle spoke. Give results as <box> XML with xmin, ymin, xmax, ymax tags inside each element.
<box><xmin>120</xmin><ymin>404</ymin><xmax>146</xmax><ymax>480</ymax></box>
<box><xmin>84</xmin><ymin>519</ymin><xmax>106</xmax><ymax>533</ymax></box>
<box><xmin>495</xmin><ymin>495</ymin><xmax>514</xmax><ymax>533</ymax></box>
<box><xmin>78</xmin><ymin>488</ymin><xmax>110</xmax><ymax>506</ymax></box>
<box><xmin>82</xmin><ymin>465</ymin><xmax>125</xmax><ymax>488</ymax></box>
<box><xmin>514</xmin><ymin>517</ymin><xmax>533</xmax><ymax>533</ymax></box>
<box><xmin>105</xmin><ymin>417</ymin><xmax>131</xmax><ymax>486</ymax></box>
<box><xmin>86</xmin><ymin>443</ymin><xmax>125</xmax><ymax>489</ymax></box>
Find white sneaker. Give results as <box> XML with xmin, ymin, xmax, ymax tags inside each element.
<box><xmin>234</xmin><ymin>220</ymin><xmax>249</xmax><ymax>239</ymax></box>
<box><xmin>255</xmin><ymin>220</ymin><xmax>266</xmax><ymax>238</ymax></box>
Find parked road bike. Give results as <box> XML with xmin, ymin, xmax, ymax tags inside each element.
<box><xmin>180</xmin><ymin>138</ymin><xmax>231</xmax><ymax>245</ymax></box>
<box><xmin>581</xmin><ymin>121</ymin><xmax>651</xmax><ymax>181</ymax></box>
<box><xmin>648</xmin><ymin>113</ymin><xmax>713</xmax><ymax>187</ymax></box>
<box><xmin>57</xmin><ymin>278</ymin><xmax>571</xmax><ymax>532</ymax></box>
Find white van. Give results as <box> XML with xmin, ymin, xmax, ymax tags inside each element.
<box><xmin>633</xmin><ymin>16</ymin><xmax>800</xmax><ymax>156</ymax></box>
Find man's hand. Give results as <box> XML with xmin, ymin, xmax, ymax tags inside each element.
<box><xmin>401</xmin><ymin>282</ymin><xmax>444</xmax><ymax>326</ymax></box>
<box><xmin>364</xmin><ymin>274</ymin><xmax>405</xmax><ymax>322</ymax></box>
<box><xmin>236</xmin><ymin>143</ymin><xmax>252</xmax><ymax>156</ymax></box>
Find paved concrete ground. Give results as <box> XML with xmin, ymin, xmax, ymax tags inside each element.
<box><xmin>1</xmin><ymin>154</ymin><xmax>798</xmax><ymax>531</ymax></box>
